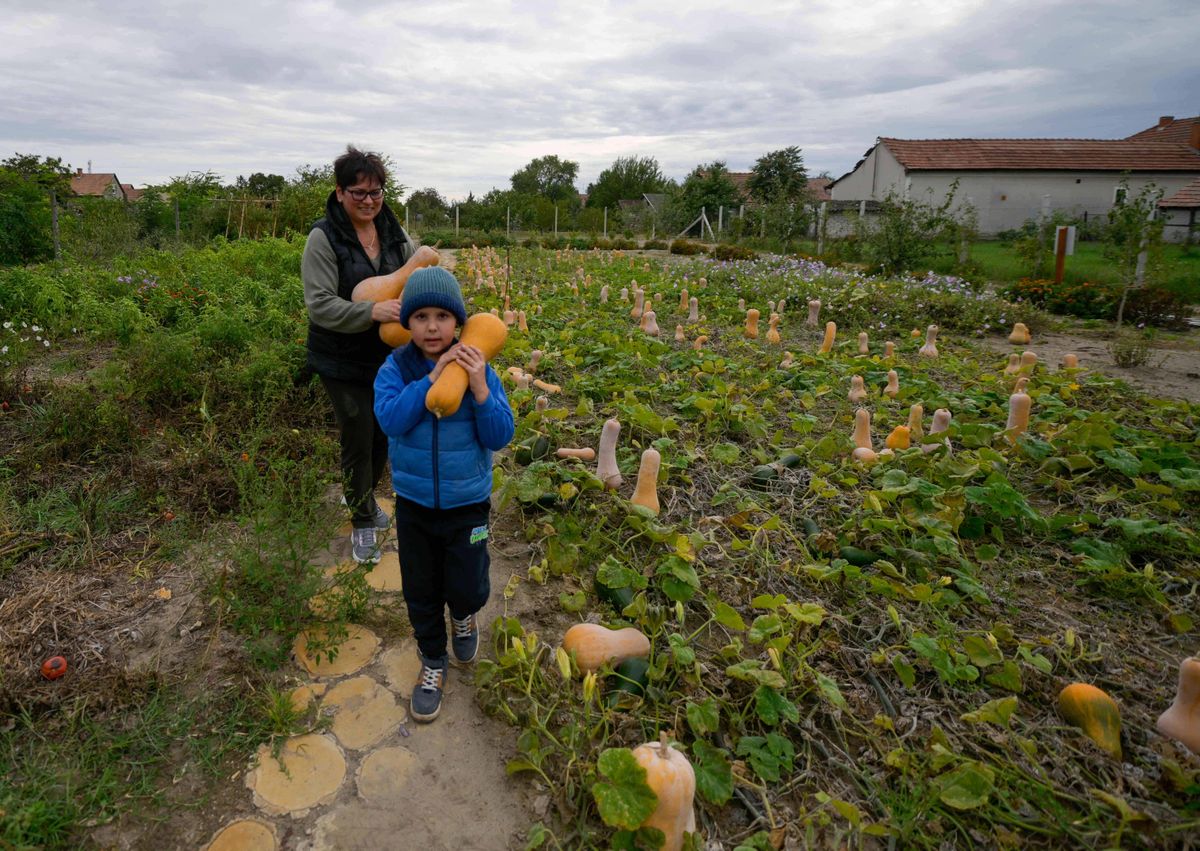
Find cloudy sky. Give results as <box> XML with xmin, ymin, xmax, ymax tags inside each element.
<box><xmin>2</xmin><ymin>0</ymin><xmax>1196</xmax><ymax>200</ymax></box>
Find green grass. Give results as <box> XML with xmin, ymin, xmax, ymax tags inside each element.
<box><xmin>0</xmin><ymin>679</ymin><xmax>279</xmax><ymax>850</ymax></box>
<box><xmin>940</xmin><ymin>241</ymin><xmax>1200</xmax><ymax>303</ymax></box>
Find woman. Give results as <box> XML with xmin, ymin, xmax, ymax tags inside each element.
<box><xmin>302</xmin><ymin>145</ymin><xmax>439</xmax><ymax>563</ymax></box>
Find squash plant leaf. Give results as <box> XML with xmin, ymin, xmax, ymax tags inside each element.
<box><xmin>813</xmin><ymin>671</ymin><xmax>849</xmax><ymax>710</ymax></box>
<box><xmin>1097</xmin><ymin>448</ymin><xmax>1142</xmax><ymax>478</ymax></box>
<box><xmin>592</xmin><ymin>748</ymin><xmax>658</xmax><ymax>830</ymax></box>
<box><xmin>1158</xmin><ymin>467</ymin><xmax>1200</xmax><ymax>491</ymax></box>
<box><xmin>726</xmin><ymin>660</ymin><xmax>786</xmax><ymax>690</ymax></box>
<box><xmin>711</xmin><ymin>600</ymin><xmax>747</xmax><ymax>631</ymax></box>
<box><xmin>984</xmin><ymin>660</ymin><xmax>1024</xmax><ymax>693</ymax></box>
<box><xmin>686</xmin><ymin>698</ymin><xmax>720</xmax><ymax>735</ymax></box>
<box><xmin>960</xmin><ymin>696</ymin><xmax>1019</xmax><ymax>726</ymax></box>
<box><xmin>934</xmin><ymin>761</ymin><xmax>995</xmax><ymax>810</ymax></box>
<box><xmin>754</xmin><ymin>685</ymin><xmax>800</xmax><ymax>726</ymax></box>
<box><xmin>691</xmin><ymin>739</ymin><xmax>734</xmax><ymax>804</ymax></box>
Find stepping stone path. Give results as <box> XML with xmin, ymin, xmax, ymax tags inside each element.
<box><xmin>206</xmin><ymin>491</ymin><xmax>530</xmax><ymax>850</ymax></box>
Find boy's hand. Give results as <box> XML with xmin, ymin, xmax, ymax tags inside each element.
<box><xmin>427</xmin><ymin>347</ymin><xmax>460</xmax><ymax>384</ymax></box>
<box><xmin>454</xmin><ymin>345</ymin><xmax>490</xmax><ymax>403</ymax></box>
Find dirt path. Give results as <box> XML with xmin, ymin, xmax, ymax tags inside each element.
<box><xmin>975</xmin><ymin>327</ymin><xmax>1200</xmax><ymax>404</ymax></box>
<box><xmin>194</xmin><ymin>499</ymin><xmax>537</xmax><ymax>851</ymax></box>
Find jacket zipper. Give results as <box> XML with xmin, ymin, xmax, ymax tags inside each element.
<box><xmin>432</xmin><ymin>415</ymin><xmax>440</xmax><ymax>509</ymax></box>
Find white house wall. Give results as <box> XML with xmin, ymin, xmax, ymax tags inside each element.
<box><xmin>830</xmin><ymin>145</ymin><xmax>907</xmax><ymax>202</ymax></box>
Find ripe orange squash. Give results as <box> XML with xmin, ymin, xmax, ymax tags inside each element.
<box><xmin>1058</xmin><ymin>683</ymin><xmax>1122</xmax><ymax>759</ymax></box>
<box><xmin>562</xmin><ymin>623</ymin><xmax>650</xmax><ymax>673</ymax></box>
<box><xmin>631</xmin><ymin>448</ymin><xmax>662</xmax><ymax>514</ymax></box>
<box><xmin>631</xmin><ymin>733</ymin><xmax>697</xmax><ymax>851</ymax></box>
<box><xmin>425</xmin><ymin>313</ymin><xmax>508</xmax><ymax>418</ymax></box>
<box><xmin>744</xmin><ymin>309</ymin><xmax>760</xmax><ymax>339</ymax></box>
<box><xmin>818</xmin><ymin>321</ymin><xmax>836</xmax><ymax>355</ymax></box>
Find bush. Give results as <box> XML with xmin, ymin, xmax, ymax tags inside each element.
<box><xmin>1004</xmin><ymin>277</ymin><xmax>1188</xmax><ymax>327</ymax></box>
<box><xmin>1123</xmin><ymin>286</ymin><xmax>1192</xmax><ymax>329</ymax></box>
<box><xmin>669</xmin><ymin>239</ymin><xmax>704</xmax><ymax>256</ymax></box>
<box><xmin>609</xmin><ymin>237</ymin><xmax>639</xmax><ymax>251</ymax></box>
<box><xmin>642</xmin><ymin>239</ymin><xmax>668</xmax><ymax>251</ymax></box>
<box><xmin>711</xmin><ymin>243</ymin><xmax>757</xmax><ymax>261</ymax></box>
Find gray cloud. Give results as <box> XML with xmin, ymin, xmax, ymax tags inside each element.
<box><xmin>0</xmin><ymin>0</ymin><xmax>1195</xmax><ymax>197</ymax></box>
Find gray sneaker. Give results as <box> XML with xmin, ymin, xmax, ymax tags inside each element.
<box><xmin>350</xmin><ymin>526</ymin><xmax>381</xmax><ymax>564</ymax></box>
<box><xmin>372</xmin><ymin>503</ymin><xmax>390</xmax><ymax>532</ymax></box>
<box><xmin>450</xmin><ymin>614</ymin><xmax>479</xmax><ymax>666</ymax></box>
<box><xmin>411</xmin><ymin>656</ymin><xmax>447</xmax><ymax>722</ymax></box>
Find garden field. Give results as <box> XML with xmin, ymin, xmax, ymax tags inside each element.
<box><xmin>1</xmin><ymin>240</ymin><xmax>1198</xmax><ymax>849</ymax></box>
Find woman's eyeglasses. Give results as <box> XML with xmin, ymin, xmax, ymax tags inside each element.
<box><xmin>345</xmin><ymin>188</ymin><xmax>384</xmax><ymax>201</ymax></box>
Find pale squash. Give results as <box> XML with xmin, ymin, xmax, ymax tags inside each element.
<box><xmin>907</xmin><ymin>404</ymin><xmax>924</xmax><ymax>441</ymax></box>
<box><xmin>679</xmin><ymin>288</ymin><xmax>689</xmax><ymax>312</ymax></box>
<box><xmin>425</xmin><ymin>313</ymin><xmax>509</xmax><ymax>418</ymax></box>
<box><xmin>532</xmin><ymin>379</ymin><xmax>561</xmax><ymax>394</ymax></box>
<box><xmin>529</xmin><ymin>349</ymin><xmax>543</xmax><ymax>374</ymax></box>
<box><xmin>503</xmin><ymin>309</ymin><xmax>516</xmax><ymax>327</ymax></box>
<box><xmin>535</xmin><ymin>396</ymin><xmax>548</xmax><ymax>412</ymax></box>
<box><xmin>600</xmin><ymin>285</ymin><xmax>609</xmax><ymax>304</ymax></box>
<box><xmin>688</xmin><ymin>297</ymin><xmax>699</xmax><ymax>323</ymax></box>
<box><xmin>1019</xmin><ymin>351</ymin><xmax>1038</xmax><ymax>373</ymax></box>
<box><xmin>632</xmin><ymin>733</ymin><xmax>697</xmax><ymax>851</ymax></box>
<box><xmin>631</xmin><ymin>290</ymin><xmax>645</xmax><ymax>319</ymax></box>
<box><xmin>806</xmin><ymin>299</ymin><xmax>821</xmax><ymax>327</ymax></box>
<box><xmin>597</xmin><ymin>418</ymin><xmax>623</xmax><ymax>489</ymax></box>
<box><xmin>692</xmin><ymin>335</ymin><xmax>708</xmax><ymax>351</ymax></box>
<box><xmin>884</xmin><ymin>340</ymin><xmax>895</xmax><ymax>359</ymax></box>
<box><xmin>852</xmin><ymin>407</ymin><xmax>872</xmax><ymax>450</ymax></box>
<box><xmin>737</xmin><ymin>297</ymin><xmax>746</xmax><ymax>312</ymax></box>
<box><xmin>779</xmin><ymin>351</ymin><xmax>795</xmax><ymax>369</ymax></box>
<box><xmin>766</xmin><ymin>313</ymin><xmax>781</xmax><ymax>345</ymax></box>
<box><xmin>776</xmin><ymin>298</ymin><xmax>786</xmax><ymax>315</ymax></box>
<box><xmin>1003</xmin><ymin>353</ymin><xmax>1021</xmax><ymax>375</ymax></box>
<box><xmin>858</xmin><ymin>332</ymin><xmax>869</xmax><ymax>355</ymax></box>
<box><xmin>922</xmin><ymin>408</ymin><xmax>952</xmax><ymax>454</ymax></box>
<box><xmin>517</xmin><ymin>310</ymin><xmax>529</xmax><ymax>333</ymax></box>
<box><xmin>918</xmin><ymin>325</ymin><xmax>939</xmax><ymax>358</ymax></box>
<box><xmin>556</xmin><ymin>447</ymin><xmax>596</xmax><ymax>461</ymax></box>
<box><xmin>848</xmin><ymin>375</ymin><xmax>867</xmax><ymax>404</ymax></box>
<box><xmin>1058</xmin><ymin>683</ymin><xmax>1122</xmax><ymax>759</ymax></box>
<box><xmin>884</xmin><ymin>370</ymin><xmax>899</xmax><ymax>398</ymax></box>
<box><xmin>818</xmin><ymin>321</ymin><xmax>837</xmax><ymax>355</ymax></box>
<box><xmin>1008</xmin><ymin>322</ymin><xmax>1031</xmax><ymax>345</ymax></box>
<box><xmin>1062</xmin><ymin>353</ymin><xmax>1079</xmax><ymax>369</ymax></box>
<box><xmin>641</xmin><ymin>309</ymin><xmax>661</xmax><ymax>336</ymax></box>
<box><xmin>1156</xmin><ymin>657</ymin><xmax>1200</xmax><ymax>755</ymax></box>
<box><xmin>1005</xmin><ymin>391</ymin><xmax>1031</xmax><ymax>442</ymax></box>
<box><xmin>631</xmin><ymin>448</ymin><xmax>662</xmax><ymax>514</ymax></box>
<box><xmin>562</xmin><ymin>623</ymin><xmax>650</xmax><ymax>673</ymax></box>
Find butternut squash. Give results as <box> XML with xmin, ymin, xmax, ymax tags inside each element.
<box><xmin>852</xmin><ymin>446</ymin><xmax>878</xmax><ymax>463</ymax></box>
<box><xmin>1005</xmin><ymin>390</ymin><xmax>1031</xmax><ymax>442</ymax></box>
<box><xmin>884</xmin><ymin>369</ymin><xmax>899</xmax><ymax>398</ymax></box>
<box><xmin>698</xmin><ymin>276</ymin><xmax>707</xmax><ymax>289</ymax></box>
<box><xmin>380</xmin><ymin>323</ymin><xmax>413</xmax><ymax>348</ymax></box>
<box><xmin>631</xmin><ymin>289</ymin><xmax>645</xmax><ymax>319</ymax></box>
<box><xmin>818</xmin><ymin>321</ymin><xmax>836</xmax><ymax>355</ymax></box>
<box><xmin>779</xmin><ymin>351</ymin><xmax>795</xmax><ymax>368</ymax></box>
<box><xmin>674</xmin><ymin>324</ymin><xmax>685</xmax><ymax>343</ymax></box>
<box><xmin>923</xmin><ymin>408</ymin><xmax>952</xmax><ymax>454</ymax></box>
<box><xmin>884</xmin><ymin>340</ymin><xmax>895</xmax><ymax>359</ymax></box>
<box><xmin>631</xmin><ymin>733</ymin><xmax>697</xmax><ymax>851</ymax></box>
<box><xmin>556</xmin><ymin>447</ymin><xmax>596</xmax><ymax>461</ymax></box>
<box><xmin>654</xmin><ymin>292</ymin><xmax>662</xmax><ymax>302</ymax></box>
<box><xmin>516</xmin><ymin>373</ymin><xmax>532</xmax><ymax>390</ymax></box>
<box><xmin>503</xmin><ymin>309</ymin><xmax>516</xmax><ymax>327</ymax></box>
<box><xmin>1156</xmin><ymin>657</ymin><xmax>1200</xmax><ymax>755</ymax></box>
<box><xmin>688</xmin><ymin>298</ymin><xmax>699</xmax><ymax>323</ymax></box>
<box><xmin>776</xmin><ymin>298</ymin><xmax>786</xmax><ymax>315</ymax></box>
<box><xmin>506</xmin><ymin>365</ymin><xmax>526</xmax><ymax>381</ymax></box>
<box><xmin>532</xmin><ymin>379</ymin><xmax>561</xmax><ymax>394</ymax></box>
<box><xmin>600</xmin><ymin>285</ymin><xmax>609</xmax><ymax>303</ymax></box>
<box><xmin>1008</xmin><ymin>322</ymin><xmax>1031</xmax><ymax>345</ymax></box>
<box><xmin>620</xmin><ymin>287</ymin><xmax>629</xmax><ymax>302</ymax></box>
<box><xmin>425</xmin><ymin>313</ymin><xmax>508</xmax><ymax>418</ymax></box>
<box><xmin>806</xmin><ymin>299</ymin><xmax>821</xmax><ymax>327</ymax></box>
<box><xmin>1062</xmin><ymin>353</ymin><xmax>1079</xmax><ymax>369</ymax></box>
<box><xmin>858</xmin><ymin>332</ymin><xmax>869</xmax><ymax>355</ymax></box>
<box><xmin>1019</xmin><ymin>351</ymin><xmax>1038</xmax><ymax>373</ymax></box>
<box><xmin>679</xmin><ymin>288</ymin><xmax>689</xmax><ymax>312</ymax></box>
<box><xmin>737</xmin><ymin>297</ymin><xmax>746</xmax><ymax>312</ymax></box>
<box><xmin>535</xmin><ymin>396</ymin><xmax>548</xmax><ymax>412</ymax></box>
<box><xmin>518</xmin><ymin>310</ymin><xmax>528</xmax><ymax>333</ymax></box>
<box><xmin>918</xmin><ymin>325</ymin><xmax>939</xmax><ymax>358</ymax></box>
<box><xmin>597</xmin><ymin>418</ymin><xmax>623</xmax><ymax>489</ymax></box>
<box><xmin>744</xmin><ymin>308</ymin><xmax>760</xmax><ymax>339</ymax></box>
<box><xmin>631</xmin><ymin>448</ymin><xmax>662</xmax><ymax>514</ymax></box>
<box><xmin>1004</xmin><ymin>353</ymin><xmax>1020</xmax><ymax>375</ymax></box>
<box><xmin>766</xmin><ymin>313</ymin><xmax>781</xmax><ymax>345</ymax></box>
<box><xmin>692</xmin><ymin>335</ymin><xmax>708</xmax><ymax>351</ymax></box>
<box><xmin>885</xmin><ymin>425</ymin><xmax>910</xmax><ymax>451</ymax></box>
<box><xmin>641</xmin><ymin>310</ymin><xmax>661</xmax><ymax>337</ymax></box>
<box><xmin>562</xmin><ymin>623</ymin><xmax>650</xmax><ymax>673</ymax></box>
<box><xmin>907</xmin><ymin>404</ymin><xmax>924</xmax><ymax>442</ymax></box>
<box><xmin>529</xmin><ymin>349</ymin><xmax>543</xmax><ymax>374</ymax></box>
<box><xmin>351</xmin><ymin>245</ymin><xmax>440</xmax><ymax>302</ymax></box>
<box><xmin>848</xmin><ymin>375</ymin><xmax>867</xmax><ymax>404</ymax></box>
<box><xmin>852</xmin><ymin>407</ymin><xmax>872</xmax><ymax>450</ymax></box>
<box><xmin>1058</xmin><ymin>683</ymin><xmax>1122</xmax><ymax>760</ymax></box>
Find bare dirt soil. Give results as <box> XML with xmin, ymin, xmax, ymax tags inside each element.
<box><xmin>975</xmin><ymin>326</ymin><xmax>1200</xmax><ymax>404</ymax></box>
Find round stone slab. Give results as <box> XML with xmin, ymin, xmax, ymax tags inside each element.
<box><xmin>356</xmin><ymin>746</ymin><xmax>420</xmax><ymax>803</ymax></box>
<box><xmin>321</xmin><ymin>676</ymin><xmax>407</xmax><ymax>750</ymax></box>
<box><xmin>293</xmin><ymin>625</ymin><xmax>380</xmax><ymax>677</ymax></box>
<box><xmin>246</xmin><ymin>734</ymin><xmax>345</xmax><ymax>817</ymax></box>
<box><xmin>205</xmin><ymin>818</ymin><xmax>277</xmax><ymax>851</ymax></box>
<box><xmin>366</xmin><ymin>550</ymin><xmax>403</xmax><ymax>592</ymax></box>
<box><xmin>288</xmin><ymin>682</ymin><xmax>327</xmax><ymax>713</ymax></box>
<box><xmin>379</xmin><ymin>640</ymin><xmax>423</xmax><ymax>698</ymax></box>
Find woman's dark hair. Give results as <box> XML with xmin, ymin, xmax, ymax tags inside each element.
<box><xmin>334</xmin><ymin>145</ymin><xmax>388</xmax><ymax>189</ymax></box>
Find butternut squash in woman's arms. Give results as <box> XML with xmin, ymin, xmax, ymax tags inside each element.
<box><xmin>351</xmin><ymin>245</ymin><xmax>440</xmax><ymax>302</ymax></box>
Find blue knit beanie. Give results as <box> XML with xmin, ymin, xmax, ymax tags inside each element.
<box><xmin>400</xmin><ymin>266</ymin><xmax>467</xmax><ymax>328</ymax></box>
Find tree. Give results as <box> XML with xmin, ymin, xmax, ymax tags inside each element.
<box><xmin>857</xmin><ymin>182</ymin><xmax>963</xmax><ymax>275</ymax></box>
<box><xmin>235</xmin><ymin>172</ymin><xmax>287</xmax><ymax>198</ymax></box>
<box><xmin>2</xmin><ymin>153</ymin><xmax>72</xmax><ymax>196</ymax></box>
<box><xmin>510</xmin><ymin>155</ymin><xmax>580</xmax><ymax>204</ymax></box>
<box><xmin>747</xmin><ymin>146</ymin><xmax>808</xmax><ymax>205</ymax></box>
<box><xmin>404</xmin><ymin>187</ymin><xmax>451</xmax><ymax>229</ymax></box>
<box><xmin>1105</xmin><ymin>179</ymin><xmax>1165</xmax><ymax>326</ymax></box>
<box><xmin>585</xmin><ymin>156</ymin><xmax>666</xmax><ymax>209</ymax></box>
<box><xmin>0</xmin><ymin>154</ymin><xmax>73</xmax><ymax>264</ymax></box>
<box><xmin>663</xmin><ymin>161</ymin><xmax>740</xmax><ymax>234</ymax></box>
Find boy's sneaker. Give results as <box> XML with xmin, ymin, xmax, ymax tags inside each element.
<box><xmin>350</xmin><ymin>527</ymin><xmax>381</xmax><ymax>564</ymax></box>
<box><xmin>410</xmin><ymin>656</ymin><xmax>447</xmax><ymax>722</ymax></box>
<box><xmin>450</xmin><ymin>613</ymin><xmax>479</xmax><ymax>666</ymax></box>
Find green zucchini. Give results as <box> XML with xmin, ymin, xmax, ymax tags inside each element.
<box><xmin>799</xmin><ymin>516</ymin><xmax>820</xmax><ymax>537</ymax></box>
<box><xmin>594</xmin><ymin>573</ymin><xmax>635</xmax><ymax>611</ymax></box>
<box><xmin>839</xmin><ymin>545</ymin><xmax>881</xmax><ymax>566</ymax></box>
<box><xmin>778</xmin><ymin>452</ymin><xmax>803</xmax><ymax>469</ymax></box>
<box><xmin>514</xmin><ymin>435</ymin><xmax>550</xmax><ymax>465</ymax></box>
<box><xmin>604</xmin><ymin>656</ymin><xmax>650</xmax><ymax>708</ymax></box>
<box><xmin>750</xmin><ymin>464</ymin><xmax>777</xmax><ymax>488</ymax></box>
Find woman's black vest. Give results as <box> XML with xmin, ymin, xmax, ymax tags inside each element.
<box><xmin>306</xmin><ymin>192</ymin><xmax>413</xmax><ymax>385</ymax></box>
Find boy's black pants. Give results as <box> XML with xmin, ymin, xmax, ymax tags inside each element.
<box><xmin>319</xmin><ymin>374</ymin><xmax>388</xmax><ymax>527</ymax></box>
<box><xmin>393</xmin><ymin>495</ymin><xmax>492</xmax><ymax>661</ymax></box>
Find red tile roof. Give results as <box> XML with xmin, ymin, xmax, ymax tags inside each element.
<box><xmin>70</xmin><ymin>172</ymin><xmax>123</xmax><ymax>197</ymax></box>
<box><xmin>808</xmin><ymin>177</ymin><xmax>832</xmax><ymax>202</ymax></box>
<box><xmin>1127</xmin><ymin>115</ymin><xmax>1200</xmax><ymax>146</ymax></box>
<box><xmin>879</xmin><ymin>137</ymin><xmax>1200</xmax><ymax>172</ymax></box>
<box><xmin>121</xmin><ymin>184</ymin><xmax>143</xmax><ymax>202</ymax></box>
<box><xmin>1160</xmin><ymin>177</ymin><xmax>1200</xmax><ymax>208</ymax></box>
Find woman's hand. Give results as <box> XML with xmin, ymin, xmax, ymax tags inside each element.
<box><xmin>427</xmin><ymin>347</ymin><xmax>460</xmax><ymax>384</ymax></box>
<box><xmin>411</xmin><ymin>245</ymin><xmax>440</xmax><ymax>269</ymax></box>
<box><xmin>454</xmin><ymin>345</ymin><xmax>490</xmax><ymax>403</ymax></box>
<box><xmin>371</xmin><ymin>299</ymin><xmax>402</xmax><ymax>323</ymax></box>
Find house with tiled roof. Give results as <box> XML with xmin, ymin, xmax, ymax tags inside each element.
<box><xmin>70</xmin><ymin>168</ymin><xmax>128</xmax><ymax>200</ymax></box>
<box><xmin>724</xmin><ymin>172</ymin><xmax>831</xmax><ymax>203</ymax></box>
<box><xmin>1160</xmin><ymin>177</ymin><xmax>1200</xmax><ymax>243</ymax></box>
<box><xmin>829</xmin><ymin>115</ymin><xmax>1200</xmax><ymax>240</ymax></box>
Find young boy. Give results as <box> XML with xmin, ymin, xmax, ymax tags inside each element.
<box><xmin>373</xmin><ymin>266</ymin><xmax>515</xmax><ymax>722</ymax></box>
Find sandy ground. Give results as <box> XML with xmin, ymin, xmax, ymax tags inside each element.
<box><xmin>975</xmin><ymin>327</ymin><xmax>1200</xmax><ymax>404</ymax></box>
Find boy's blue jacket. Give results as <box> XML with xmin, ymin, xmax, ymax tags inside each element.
<box><xmin>374</xmin><ymin>341</ymin><xmax>515</xmax><ymax>509</ymax></box>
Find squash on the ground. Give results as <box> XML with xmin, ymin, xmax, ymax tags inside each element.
<box><xmin>806</xmin><ymin>299</ymin><xmax>821</xmax><ymax>327</ymax></box>
<box><xmin>1058</xmin><ymin>683</ymin><xmax>1122</xmax><ymax>759</ymax></box>
<box><xmin>819</xmin><ymin>321</ymin><xmax>836</xmax><ymax>354</ymax></box>
<box><xmin>631</xmin><ymin>448</ymin><xmax>662</xmax><ymax>514</ymax></box>
<box><xmin>919</xmin><ymin>325</ymin><xmax>939</xmax><ymax>358</ymax></box>
<box><xmin>848</xmin><ymin>375</ymin><xmax>867</xmax><ymax>404</ymax></box>
<box><xmin>597</xmin><ymin>418</ymin><xmax>623</xmax><ymax>489</ymax></box>
<box><xmin>884</xmin><ymin>370</ymin><xmax>899</xmax><ymax>398</ymax></box>
<box><xmin>1156</xmin><ymin>656</ymin><xmax>1200</xmax><ymax>755</ymax></box>
<box><xmin>858</xmin><ymin>332</ymin><xmax>869</xmax><ymax>355</ymax></box>
<box><xmin>631</xmin><ymin>733</ymin><xmax>697</xmax><ymax>851</ymax></box>
<box><xmin>744</xmin><ymin>308</ymin><xmax>760</xmax><ymax>339</ymax></box>
<box><xmin>562</xmin><ymin>623</ymin><xmax>650</xmax><ymax>673</ymax></box>
<box><xmin>1005</xmin><ymin>390</ymin><xmax>1032</xmax><ymax>442</ymax></box>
